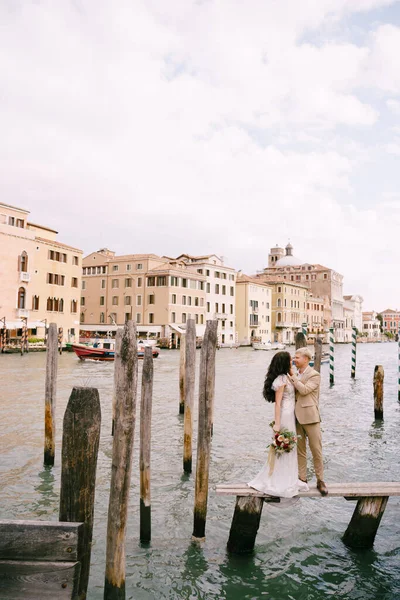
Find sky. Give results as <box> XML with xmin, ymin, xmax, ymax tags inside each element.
<box><xmin>1</xmin><ymin>0</ymin><xmax>400</xmax><ymax>311</ymax></box>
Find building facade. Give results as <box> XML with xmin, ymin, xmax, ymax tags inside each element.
<box><xmin>343</xmin><ymin>295</ymin><xmax>363</xmax><ymax>333</ymax></box>
<box><xmin>380</xmin><ymin>309</ymin><xmax>400</xmax><ymax>336</ymax></box>
<box><xmin>0</xmin><ymin>202</ymin><xmax>82</xmax><ymax>343</ymax></box>
<box><xmin>81</xmin><ymin>249</ymin><xmax>206</xmax><ymax>344</ymax></box>
<box><xmin>362</xmin><ymin>311</ymin><xmax>382</xmax><ymax>340</ymax></box>
<box><xmin>235</xmin><ymin>275</ymin><xmax>273</xmax><ymax>345</ymax></box>
<box><xmin>269</xmin><ymin>280</ymin><xmax>308</xmax><ymax>344</ymax></box>
<box><xmin>258</xmin><ymin>243</ymin><xmax>345</xmax><ymax>341</ymax></box>
<box><xmin>306</xmin><ymin>295</ymin><xmax>325</xmax><ymax>339</ymax></box>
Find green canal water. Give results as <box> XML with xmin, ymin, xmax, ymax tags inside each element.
<box><xmin>0</xmin><ymin>344</ymin><xmax>399</xmax><ymax>599</ymax></box>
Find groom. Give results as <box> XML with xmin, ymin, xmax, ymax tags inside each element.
<box><xmin>289</xmin><ymin>347</ymin><xmax>328</xmax><ymax>496</ymax></box>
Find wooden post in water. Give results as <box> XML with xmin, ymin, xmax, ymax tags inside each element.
<box><xmin>111</xmin><ymin>330</ymin><xmax>123</xmax><ymax>436</ymax></box>
<box><xmin>44</xmin><ymin>323</ymin><xmax>58</xmax><ymax>467</ymax></box>
<box><xmin>59</xmin><ymin>387</ymin><xmax>101</xmax><ymax>600</ymax></box>
<box><xmin>329</xmin><ymin>328</ymin><xmax>335</xmax><ymax>386</ymax></box>
<box><xmin>183</xmin><ymin>319</ymin><xmax>196</xmax><ymax>474</ymax></box>
<box><xmin>295</xmin><ymin>331</ymin><xmax>307</xmax><ymax>350</ymax></box>
<box><xmin>343</xmin><ymin>496</ymin><xmax>389</xmax><ymax>548</ymax></box>
<box><xmin>373</xmin><ymin>365</ymin><xmax>384</xmax><ymax>420</ymax></box>
<box><xmin>227</xmin><ymin>495</ymin><xmax>265</xmax><ymax>554</ymax></box>
<box><xmin>140</xmin><ymin>346</ymin><xmax>153</xmax><ymax>544</ymax></box>
<box><xmin>58</xmin><ymin>327</ymin><xmax>63</xmax><ymax>355</ymax></box>
<box><xmin>351</xmin><ymin>327</ymin><xmax>357</xmax><ymax>378</ymax></box>
<box><xmin>192</xmin><ymin>320</ymin><xmax>218</xmax><ymax>540</ymax></box>
<box><xmin>104</xmin><ymin>321</ymin><xmax>138</xmax><ymax>600</ymax></box>
<box><xmin>313</xmin><ymin>337</ymin><xmax>323</xmax><ymax>373</ymax></box>
<box><xmin>179</xmin><ymin>333</ymin><xmax>186</xmax><ymax>415</ymax></box>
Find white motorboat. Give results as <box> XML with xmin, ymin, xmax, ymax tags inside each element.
<box><xmin>252</xmin><ymin>342</ymin><xmax>272</xmax><ymax>351</ymax></box>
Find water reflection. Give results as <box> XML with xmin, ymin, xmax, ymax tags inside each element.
<box><xmin>32</xmin><ymin>465</ymin><xmax>58</xmax><ymax>515</ymax></box>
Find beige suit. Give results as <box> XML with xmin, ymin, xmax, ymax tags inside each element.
<box><xmin>290</xmin><ymin>366</ymin><xmax>324</xmax><ymax>482</ymax></box>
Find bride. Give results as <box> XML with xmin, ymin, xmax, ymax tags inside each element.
<box><xmin>248</xmin><ymin>351</ymin><xmax>309</xmax><ymax>498</ymax></box>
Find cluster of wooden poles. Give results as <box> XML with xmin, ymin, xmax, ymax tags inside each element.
<box><xmin>42</xmin><ymin>318</ymin><xmax>219</xmax><ymax>599</ymax></box>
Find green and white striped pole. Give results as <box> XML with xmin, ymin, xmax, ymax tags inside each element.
<box><xmin>398</xmin><ymin>328</ymin><xmax>400</xmax><ymax>401</ymax></box>
<box><xmin>302</xmin><ymin>322</ymin><xmax>307</xmax><ymax>338</ymax></box>
<box><xmin>351</xmin><ymin>327</ymin><xmax>357</xmax><ymax>379</ymax></box>
<box><xmin>329</xmin><ymin>327</ymin><xmax>335</xmax><ymax>386</ymax></box>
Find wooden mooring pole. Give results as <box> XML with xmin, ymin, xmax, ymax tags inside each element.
<box><xmin>179</xmin><ymin>333</ymin><xmax>186</xmax><ymax>415</ymax></box>
<box><xmin>59</xmin><ymin>387</ymin><xmax>101</xmax><ymax>600</ymax></box>
<box><xmin>111</xmin><ymin>330</ymin><xmax>123</xmax><ymax>436</ymax></box>
<box><xmin>227</xmin><ymin>495</ymin><xmax>265</xmax><ymax>554</ymax></box>
<box><xmin>313</xmin><ymin>337</ymin><xmax>323</xmax><ymax>373</ymax></box>
<box><xmin>343</xmin><ymin>496</ymin><xmax>389</xmax><ymax>548</ymax></box>
<box><xmin>104</xmin><ymin>321</ymin><xmax>138</xmax><ymax>600</ymax></box>
<box><xmin>44</xmin><ymin>323</ymin><xmax>58</xmax><ymax>467</ymax></box>
<box><xmin>192</xmin><ymin>320</ymin><xmax>218</xmax><ymax>540</ymax></box>
<box><xmin>373</xmin><ymin>365</ymin><xmax>384</xmax><ymax>420</ymax></box>
<box><xmin>140</xmin><ymin>346</ymin><xmax>153</xmax><ymax>544</ymax></box>
<box><xmin>183</xmin><ymin>319</ymin><xmax>196</xmax><ymax>474</ymax></box>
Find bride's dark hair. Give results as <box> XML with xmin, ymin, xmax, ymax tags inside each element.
<box><xmin>263</xmin><ymin>351</ymin><xmax>291</xmax><ymax>403</ymax></box>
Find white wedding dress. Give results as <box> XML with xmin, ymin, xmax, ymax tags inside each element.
<box><xmin>248</xmin><ymin>374</ymin><xmax>308</xmax><ymax>499</ymax></box>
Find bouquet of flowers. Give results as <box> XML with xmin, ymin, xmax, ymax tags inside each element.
<box><xmin>267</xmin><ymin>421</ymin><xmax>300</xmax><ymax>475</ymax></box>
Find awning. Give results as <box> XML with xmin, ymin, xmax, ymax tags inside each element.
<box><xmin>170</xmin><ymin>324</ymin><xmax>186</xmax><ymax>334</ymax></box>
<box><xmin>2</xmin><ymin>320</ymin><xmax>47</xmax><ymax>330</ymax></box>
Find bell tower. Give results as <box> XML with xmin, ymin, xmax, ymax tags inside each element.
<box><xmin>268</xmin><ymin>244</ymin><xmax>284</xmax><ymax>268</ymax></box>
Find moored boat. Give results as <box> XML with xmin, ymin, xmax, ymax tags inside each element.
<box><xmin>71</xmin><ymin>338</ymin><xmax>160</xmax><ymax>361</ymax></box>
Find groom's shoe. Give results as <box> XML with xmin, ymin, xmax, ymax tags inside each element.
<box><xmin>317</xmin><ymin>480</ymin><xmax>328</xmax><ymax>496</ymax></box>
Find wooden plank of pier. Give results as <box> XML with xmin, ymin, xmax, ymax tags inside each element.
<box><xmin>0</xmin><ymin>560</ymin><xmax>81</xmax><ymax>599</ymax></box>
<box><xmin>216</xmin><ymin>482</ymin><xmax>400</xmax><ymax>498</ymax></box>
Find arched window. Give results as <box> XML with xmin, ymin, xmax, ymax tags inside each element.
<box><xmin>71</xmin><ymin>300</ymin><xmax>77</xmax><ymax>313</ymax></box>
<box><xmin>47</xmin><ymin>297</ymin><xmax>53</xmax><ymax>311</ymax></box>
<box><xmin>80</xmin><ymin>312</ymin><xmax>85</xmax><ymax>323</ymax></box>
<box><xmin>59</xmin><ymin>298</ymin><xmax>64</xmax><ymax>312</ymax></box>
<box><xmin>18</xmin><ymin>287</ymin><xmax>26</xmax><ymax>309</ymax></box>
<box><xmin>277</xmin><ymin>298</ymin><xmax>281</xmax><ymax>307</ymax></box>
<box><xmin>20</xmin><ymin>251</ymin><xmax>28</xmax><ymax>272</ymax></box>
<box><xmin>277</xmin><ymin>312</ymin><xmax>282</xmax><ymax>322</ymax></box>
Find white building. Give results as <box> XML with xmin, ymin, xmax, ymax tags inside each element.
<box><xmin>343</xmin><ymin>295</ymin><xmax>363</xmax><ymax>333</ymax></box>
<box><xmin>168</xmin><ymin>254</ymin><xmax>237</xmax><ymax>346</ymax></box>
<box><xmin>236</xmin><ymin>275</ymin><xmax>273</xmax><ymax>345</ymax></box>
<box><xmin>362</xmin><ymin>311</ymin><xmax>381</xmax><ymax>340</ymax></box>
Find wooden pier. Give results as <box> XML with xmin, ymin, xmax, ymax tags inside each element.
<box><xmin>217</xmin><ymin>482</ymin><xmax>400</xmax><ymax>554</ymax></box>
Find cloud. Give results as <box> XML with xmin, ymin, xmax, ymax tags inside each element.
<box><xmin>0</xmin><ymin>0</ymin><xmax>399</xmax><ymax>309</ymax></box>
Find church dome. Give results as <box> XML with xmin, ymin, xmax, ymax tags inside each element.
<box><xmin>274</xmin><ymin>243</ymin><xmax>304</xmax><ymax>267</ymax></box>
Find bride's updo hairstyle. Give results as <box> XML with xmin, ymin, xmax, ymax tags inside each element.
<box><xmin>263</xmin><ymin>351</ymin><xmax>291</xmax><ymax>403</ymax></box>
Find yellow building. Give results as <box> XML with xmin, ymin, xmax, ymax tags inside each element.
<box><xmin>267</xmin><ymin>280</ymin><xmax>308</xmax><ymax>344</ymax></box>
<box><xmin>0</xmin><ymin>202</ymin><xmax>82</xmax><ymax>343</ymax></box>
<box><xmin>306</xmin><ymin>295</ymin><xmax>325</xmax><ymax>339</ymax></box>
<box><xmin>235</xmin><ymin>274</ymin><xmax>273</xmax><ymax>345</ymax></box>
<box><xmin>81</xmin><ymin>249</ymin><xmax>206</xmax><ymax>345</ymax></box>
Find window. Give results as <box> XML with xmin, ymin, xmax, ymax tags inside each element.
<box><xmin>112</xmin><ymin>265</ymin><xmax>119</xmax><ymax>272</ymax></box>
<box><xmin>101</xmin><ymin>279</ymin><xmax>106</xmax><ymax>289</ymax></box>
<box><xmin>81</xmin><ymin>281</ymin><xmax>86</xmax><ymax>290</ymax></box>
<box><xmin>59</xmin><ymin>299</ymin><xmax>64</xmax><ymax>312</ymax></box>
<box><xmin>171</xmin><ymin>312</ymin><xmax>176</xmax><ymax>323</ymax></box>
<box><xmin>206</xmin><ymin>269</ymin><xmax>210</xmax><ymax>276</ymax></box>
<box><xmin>147</xmin><ymin>276</ymin><xmax>156</xmax><ymax>287</ymax></box>
<box><xmin>137</xmin><ymin>295</ymin><xmax>142</xmax><ymax>306</ymax></box>
<box><xmin>149</xmin><ymin>313</ymin><xmax>154</xmax><ymax>324</ymax></box>
<box><xmin>19</xmin><ymin>251</ymin><xmax>28</xmax><ymax>272</ymax></box>
<box><xmin>125</xmin><ymin>313</ymin><xmax>130</xmax><ymax>322</ymax></box>
<box><xmin>71</xmin><ymin>300</ymin><xmax>77</xmax><ymax>313</ymax></box>
<box><xmin>222</xmin><ymin>285</ymin><xmax>226</xmax><ymax>295</ymax></box>
<box><xmin>112</xmin><ymin>296</ymin><xmax>119</xmax><ymax>305</ymax></box>
<box><xmin>215</xmin><ymin>284</ymin><xmax>220</xmax><ymax>294</ymax></box>
<box><xmin>148</xmin><ymin>294</ymin><xmax>155</xmax><ymax>304</ymax></box>
<box><xmin>182</xmin><ymin>278</ymin><xmax>187</xmax><ymax>288</ymax></box>
<box><xmin>137</xmin><ymin>277</ymin><xmax>142</xmax><ymax>287</ymax></box>
<box><xmin>125</xmin><ymin>278</ymin><xmax>132</xmax><ymax>288</ymax></box>
<box><xmin>215</xmin><ymin>271</ymin><xmax>220</xmax><ymax>278</ymax></box>
<box><xmin>195</xmin><ymin>314</ymin><xmax>199</xmax><ymax>324</ymax></box>
<box><xmin>137</xmin><ymin>263</ymin><xmax>143</xmax><ymax>270</ymax></box>
<box><xmin>215</xmin><ymin>303</ymin><xmax>219</xmax><ymax>312</ymax></box>
<box><xmin>8</xmin><ymin>216</ymin><xmax>15</xmax><ymax>226</ymax></box>
<box><xmin>136</xmin><ymin>313</ymin><xmax>141</xmax><ymax>324</ymax></box>
<box><xmin>207</xmin><ymin>302</ymin><xmax>210</xmax><ymax>312</ymax></box>
<box><xmin>324</xmin><ymin>273</ymin><xmax>328</xmax><ymax>280</ymax></box>
<box><xmin>80</xmin><ymin>312</ymin><xmax>85</xmax><ymax>323</ymax></box>
<box><xmin>81</xmin><ymin>297</ymin><xmax>86</xmax><ymax>306</ymax></box>
<box><xmin>97</xmin><ymin>267</ymin><xmax>102</xmax><ymax>274</ymax></box>
<box><xmin>170</xmin><ymin>276</ymin><xmax>179</xmax><ymax>286</ymax></box>
<box><xmin>100</xmin><ymin>312</ymin><xmax>105</xmax><ymax>323</ymax></box>
<box><xmin>100</xmin><ymin>296</ymin><xmax>105</xmax><ymax>306</ymax></box>
<box><xmin>230</xmin><ymin>287</ymin><xmax>234</xmax><ymax>296</ymax></box>
<box><xmin>112</xmin><ymin>279</ymin><xmax>119</xmax><ymax>288</ymax></box>
<box><xmin>72</xmin><ymin>277</ymin><xmax>78</xmax><ymax>288</ymax></box>
<box><xmin>157</xmin><ymin>276</ymin><xmax>167</xmax><ymax>286</ymax></box>
<box><xmin>32</xmin><ymin>295</ymin><xmax>39</xmax><ymax>310</ymax></box>
<box><xmin>195</xmin><ymin>297</ymin><xmax>199</xmax><ymax>306</ymax></box>
<box><xmin>172</xmin><ymin>294</ymin><xmax>177</xmax><ymax>304</ymax></box>
<box><xmin>73</xmin><ymin>256</ymin><xmax>79</xmax><ymax>266</ymax></box>
<box><xmin>125</xmin><ymin>296</ymin><xmax>131</xmax><ymax>305</ymax></box>
<box><xmin>200</xmin><ymin>315</ymin><xmax>204</xmax><ymax>324</ymax></box>
<box><xmin>230</xmin><ymin>304</ymin><xmax>233</xmax><ymax>314</ymax></box>
<box><xmin>182</xmin><ymin>296</ymin><xmax>187</xmax><ymax>305</ymax></box>
<box><xmin>126</xmin><ymin>264</ymin><xmax>132</xmax><ymax>271</ymax></box>
<box><xmin>206</xmin><ymin>282</ymin><xmax>210</xmax><ymax>293</ymax></box>
<box><xmin>197</xmin><ymin>269</ymin><xmax>203</xmax><ymax>274</ymax></box>
<box><xmin>182</xmin><ymin>313</ymin><xmax>187</xmax><ymax>324</ymax></box>
<box><xmin>187</xmin><ymin>297</ymin><xmax>192</xmax><ymax>306</ymax></box>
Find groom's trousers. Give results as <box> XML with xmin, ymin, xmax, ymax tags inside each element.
<box><xmin>296</xmin><ymin>421</ymin><xmax>324</xmax><ymax>482</ymax></box>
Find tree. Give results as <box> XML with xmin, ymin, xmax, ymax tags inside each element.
<box><xmin>376</xmin><ymin>313</ymin><xmax>383</xmax><ymax>332</ymax></box>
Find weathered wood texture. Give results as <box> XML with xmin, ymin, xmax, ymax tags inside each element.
<box><xmin>313</xmin><ymin>337</ymin><xmax>323</xmax><ymax>373</ymax></box>
<box><xmin>59</xmin><ymin>387</ymin><xmax>101</xmax><ymax>600</ymax></box>
<box><xmin>343</xmin><ymin>496</ymin><xmax>389</xmax><ymax>548</ymax></box>
<box><xmin>104</xmin><ymin>321</ymin><xmax>138</xmax><ymax>600</ymax></box>
<box><xmin>0</xmin><ymin>520</ymin><xmax>83</xmax><ymax>562</ymax></box>
<box><xmin>0</xmin><ymin>560</ymin><xmax>81</xmax><ymax>599</ymax></box>
<box><xmin>193</xmin><ymin>320</ymin><xmax>218</xmax><ymax>540</ymax></box>
<box><xmin>179</xmin><ymin>334</ymin><xmax>186</xmax><ymax>414</ymax></box>
<box><xmin>112</xmin><ymin>330</ymin><xmax>123</xmax><ymax>436</ymax></box>
<box><xmin>140</xmin><ymin>346</ymin><xmax>153</xmax><ymax>543</ymax></box>
<box><xmin>373</xmin><ymin>365</ymin><xmax>384</xmax><ymax>419</ymax></box>
<box><xmin>183</xmin><ymin>319</ymin><xmax>196</xmax><ymax>474</ymax></box>
<box><xmin>295</xmin><ymin>332</ymin><xmax>307</xmax><ymax>350</ymax></box>
<box><xmin>217</xmin><ymin>482</ymin><xmax>400</xmax><ymax>498</ymax></box>
<box><xmin>227</xmin><ymin>496</ymin><xmax>264</xmax><ymax>554</ymax></box>
<box><xmin>44</xmin><ymin>322</ymin><xmax>58</xmax><ymax>466</ymax></box>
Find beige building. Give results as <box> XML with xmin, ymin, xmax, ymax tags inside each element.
<box><xmin>306</xmin><ymin>295</ymin><xmax>325</xmax><ymax>339</ymax></box>
<box><xmin>167</xmin><ymin>254</ymin><xmax>237</xmax><ymax>346</ymax></box>
<box><xmin>81</xmin><ymin>249</ymin><xmax>206</xmax><ymax>345</ymax></box>
<box><xmin>259</xmin><ymin>243</ymin><xmax>345</xmax><ymax>340</ymax></box>
<box><xmin>0</xmin><ymin>202</ymin><xmax>82</xmax><ymax>343</ymax></box>
<box><xmin>268</xmin><ymin>280</ymin><xmax>308</xmax><ymax>344</ymax></box>
<box><xmin>235</xmin><ymin>274</ymin><xmax>273</xmax><ymax>345</ymax></box>
<box><xmin>362</xmin><ymin>311</ymin><xmax>382</xmax><ymax>340</ymax></box>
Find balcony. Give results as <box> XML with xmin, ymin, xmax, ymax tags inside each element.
<box><xmin>17</xmin><ymin>308</ymin><xmax>29</xmax><ymax>318</ymax></box>
<box><xmin>20</xmin><ymin>272</ymin><xmax>30</xmax><ymax>283</ymax></box>
<box><xmin>275</xmin><ymin>321</ymin><xmax>292</xmax><ymax>328</ymax></box>
<box><xmin>214</xmin><ymin>313</ymin><xmax>228</xmax><ymax>320</ymax></box>
<box><xmin>249</xmin><ymin>319</ymin><xmax>259</xmax><ymax>328</ymax></box>
<box><xmin>251</xmin><ymin>306</ymin><xmax>259</xmax><ymax>313</ymax></box>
